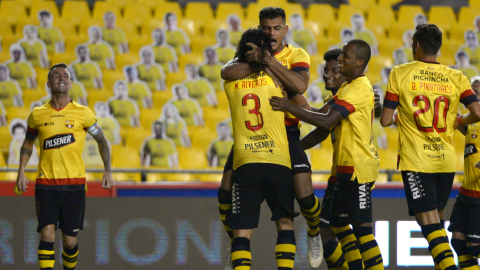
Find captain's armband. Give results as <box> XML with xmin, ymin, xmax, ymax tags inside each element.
<box><xmin>86</xmin><ymin>122</ymin><xmax>101</xmax><ymax>136</ymax></box>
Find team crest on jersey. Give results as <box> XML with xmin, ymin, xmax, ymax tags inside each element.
<box><xmin>65</xmin><ymin>120</ymin><xmax>74</xmax><ymax>128</ymax></box>
<box><xmin>472</xmin><ymin>130</ymin><xmax>479</xmax><ymax>139</ymax></box>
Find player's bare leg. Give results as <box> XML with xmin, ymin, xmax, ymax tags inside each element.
<box><xmin>351</xmin><ymin>222</ymin><xmax>384</xmax><ymax>270</ymax></box>
<box><xmin>293</xmin><ymin>172</ymin><xmax>323</xmax><ymax>268</ymax></box>
<box><xmin>62</xmin><ymin>234</ymin><xmax>79</xmax><ymax>270</ymax></box>
<box><xmin>219</xmin><ymin>169</ymin><xmax>234</xmax><ymax>270</ymax></box>
<box><xmin>39</xmin><ymin>225</ymin><xmax>56</xmax><ymax>270</ymax></box>
<box><xmin>451</xmin><ymin>232</ymin><xmax>480</xmax><ymax>270</ymax></box>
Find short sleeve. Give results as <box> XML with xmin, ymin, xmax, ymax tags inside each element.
<box><xmin>384</xmin><ymin>68</ymin><xmax>399</xmax><ymax>110</ymax></box>
<box><xmin>83</xmin><ymin>107</ymin><xmax>97</xmax><ymax>129</ymax></box>
<box><xmin>26</xmin><ymin>113</ymin><xmax>38</xmax><ymax>140</ymax></box>
<box><xmin>460</xmin><ymin>75</ymin><xmax>479</xmax><ymax>106</ymax></box>
<box><xmin>331</xmin><ymin>85</ymin><xmax>370</xmax><ymax>118</ymax></box>
<box><xmin>290</xmin><ymin>48</ymin><xmax>310</xmax><ymax>73</ymax></box>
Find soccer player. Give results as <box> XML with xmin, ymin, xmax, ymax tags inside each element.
<box><xmin>141</xmin><ymin>120</ymin><xmax>178</xmax><ymax>167</ymax></box>
<box><xmin>102</xmin><ymin>12</ymin><xmax>129</xmax><ymax>54</ymax></box>
<box><xmin>107</xmin><ymin>80</ymin><xmax>140</xmax><ymax>127</ymax></box>
<box><xmin>289</xmin><ymin>13</ymin><xmax>317</xmax><ymax>55</ymax></box>
<box><xmin>15</xmin><ymin>63</ymin><xmax>113</xmax><ymax>270</ymax></box>
<box><xmin>165</xmin><ymin>84</ymin><xmax>204</xmax><ymax>126</ymax></box>
<box><xmin>182</xmin><ymin>64</ymin><xmax>217</xmax><ymax>107</ymax></box>
<box><xmin>69</xmin><ymin>45</ymin><xmax>103</xmax><ymax>89</ymax></box>
<box><xmin>8</xmin><ymin>118</ymin><xmax>39</xmax><ymax>166</ymax></box>
<box><xmin>212</xmin><ymin>29</ymin><xmax>236</xmax><ymax>64</ymax></box>
<box><xmin>449</xmin><ymin>76</ymin><xmax>480</xmax><ymax>270</ymax></box>
<box><xmin>18</xmin><ymin>25</ymin><xmax>50</xmax><ymax>68</ymax></box>
<box><xmin>381</xmin><ymin>24</ymin><xmax>480</xmax><ymax>270</ymax></box>
<box><xmin>158</xmin><ymin>103</ymin><xmax>191</xmax><ymax>147</ymax></box>
<box><xmin>0</xmin><ymin>64</ymin><xmax>23</xmax><ymax>107</ymax></box>
<box><xmin>85</xmin><ymin>26</ymin><xmax>115</xmax><ymax>70</ymax></box>
<box><xmin>150</xmin><ymin>28</ymin><xmax>178</xmax><ymax>73</ymax></box>
<box><xmin>220</xmin><ymin>7</ymin><xmax>323</xmax><ymax>269</ymax></box>
<box><xmin>270</xmin><ymin>40</ymin><xmax>384</xmax><ymax>270</ymax></box>
<box><xmin>199</xmin><ymin>47</ymin><xmax>224</xmax><ymax>92</ymax></box>
<box><xmin>135</xmin><ymin>46</ymin><xmax>166</xmax><ymax>91</ymax></box>
<box><xmin>163</xmin><ymin>12</ymin><xmax>190</xmax><ymax>55</ymax></box>
<box><xmin>225</xmin><ymin>28</ymin><xmax>297</xmax><ymax>270</ymax></box>
<box><xmin>37</xmin><ymin>10</ymin><xmax>64</xmax><ymax>54</ymax></box>
<box><xmin>123</xmin><ymin>65</ymin><xmax>153</xmax><ymax>108</ymax></box>
<box><xmin>5</xmin><ymin>44</ymin><xmax>37</xmax><ymax>89</ymax></box>
<box><xmin>208</xmin><ymin>122</ymin><xmax>234</xmax><ymax>168</ymax></box>
<box><xmin>94</xmin><ymin>101</ymin><xmax>120</xmax><ymax>145</ymax></box>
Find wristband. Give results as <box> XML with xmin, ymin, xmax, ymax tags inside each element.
<box><xmin>456</xmin><ymin>115</ymin><xmax>463</xmax><ymax>126</ymax></box>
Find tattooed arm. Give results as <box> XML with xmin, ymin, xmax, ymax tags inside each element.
<box><xmin>92</xmin><ymin>127</ymin><xmax>114</xmax><ymax>189</ymax></box>
<box><xmin>16</xmin><ymin>138</ymin><xmax>35</xmax><ymax>192</ymax></box>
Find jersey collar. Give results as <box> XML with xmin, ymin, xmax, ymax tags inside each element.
<box><xmin>274</xmin><ymin>44</ymin><xmax>287</xmax><ymax>56</ymax></box>
<box><xmin>49</xmin><ymin>99</ymin><xmax>72</xmax><ymax>111</ymax></box>
<box><xmin>418</xmin><ymin>59</ymin><xmax>440</xmax><ymax>64</ymax></box>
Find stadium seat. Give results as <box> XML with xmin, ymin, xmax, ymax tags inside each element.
<box><xmin>377</xmin><ymin>0</ymin><xmax>402</xmax><ymax>5</ymax></box>
<box><xmin>92</xmin><ymin>1</ymin><xmax>121</xmax><ymax>21</ymax></box>
<box><xmin>184</xmin><ymin>2</ymin><xmax>214</xmax><ymax>29</ymax></box>
<box><xmin>0</xmin><ymin>19</ymin><xmax>14</xmax><ymax>36</ymax></box>
<box><xmin>0</xmin><ymin>0</ymin><xmax>27</xmax><ymax>26</ymax></box>
<box><xmin>146</xmin><ymin>173</ymin><xmax>167</xmax><ymax>182</ymax></box>
<box><xmin>0</xmin><ymin>126</ymin><xmax>11</xmax><ymax>155</ymax></box>
<box><xmin>178</xmin><ymin>19</ymin><xmax>200</xmax><ymax>40</ymax></box>
<box><xmin>311</xmin><ymin>173</ymin><xmax>330</xmax><ymax>183</ymax></box>
<box><xmin>304</xmin><ymin>20</ymin><xmax>325</xmax><ymax>41</ymax></box>
<box><xmin>165</xmin><ymin>71</ymin><xmax>186</xmax><ymax>90</ymax></box>
<box><xmin>164</xmin><ymin>173</ymin><xmax>196</xmax><ymax>182</ymax></box>
<box><xmin>6</xmin><ymin>107</ymin><xmax>31</xmax><ymax>122</ymax></box>
<box><xmin>136</xmin><ymin>0</ymin><xmax>162</xmax><ymax>11</ymax></box>
<box><xmin>105</xmin><ymin>0</ymin><xmax>129</xmax><ymax>10</ymax></box>
<box><xmin>281</xmin><ymin>3</ymin><xmax>305</xmax><ymax>19</ymax></box>
<box><xmin>116</xmin><ymin>53</ymin><xmax>140</xmax><ymax>68</ymax></box>
<box><xmin>0</xmin><ymin>151</ymin><xmax>6</xmax><ymax>167</ymax></box>
<box><xmin>366</xmin><ymin>5</ymin><xmax>395</xmax><ymax>32</ymax></box>
<box><xmin>122</xmin><ymin>2</ymin><xmax>152</xmax><ymax>30</ymax></box>
<box><xmin>189</xmin><ymin>125</ymin><xmax>216</xmax><ymax>152</ymax></box>
<box><xmin>397</xmin><ymin>5</ymin><xmax>424</xmax><ymax>28</ymax></box>
<box><xmin>177</xmin><ymin>146</ymin><xmax>208</xmax><ymax>169</ymax></box>
<box><xmin>116</xmin><ymin>19</ymin><xmax>138</xmax><ymax>37</ymax></box>
<box><xmin>125</xmin><ymin>127</ymin><xmax>151</xmax><ymax>151</ymax></box>
<box><xmin>86</xmin><ymin>90</ymin><xmax>113</xmax><ymax>108</ymax></box>
<box><xmin>458</xmin><ymin>6</ymin><xmax>479</xmax><ymax>28</ymax></box>
<box><xmin>337</xmin><ymin>4</ymin><xmax>364</xmax><ymax>24</ymax></box>
<box><xmin>428</xmin><ymin>6</ymin><xmax>457</xmax><ymax>34</ymax></box>
<box><xmin>202</xmin><ymin>106</ymin><xmax>229</xmax><ymax>130</ymax></box>
<box><xmin>63</xmin><ymin>34</ymin><xmax>89</xmax><ymax>53</ymax></box>
<box><xmin>102</xmin><ymin>70</ymin><xmax>124</xmax><ymax>90</ymax></box>
<box><xmin>139</xmin><ymin>107</ymin><xmax>162</xmax><ymax>129</ymax></box>
<box><xmin>203</xmin><ymin>20</ymin><xmax>228</xmax><ymax>38</ymax></box>
<box><xmin>13</xmin><ymin>0</ymin><xmax>32</xmax><ymax>9</ymax></box>
<box><xmin>177</xmin><ymin>53</ymin><xmax>204</xmax><ymax>71</ymax></box>
<box><xmin>112</xmin><ymin>145</ymin><xmax>141</xmax><ymax>168</ymax></box>
<box><xmin>195</xmin><ymin>173</ymin><xmax>222</xmax><ymax>182</ymax></box>
<box><xmin>215</xmin><ymin>3</ymin><xmax>245</xmax><ymax>22</ymax></box>
<box><xmin>306</xmin><ymin>4</ymin><xmax>335</xmax><ymax>28</ymax></box>
<box><xmin>154</xmin><ymin>2</ymin><xmax>182</xmax><ymax>22</ymax></box>
<box><xmin>216</xmin><ymin>91</ymin><xmax>229</xmax><ymax>111</ymax></box>
<box><xmin>52</xmin><ymin>19</ymin><xmax>76</xmax><ymax>40</ymax></box>
<box><xmin>30</xmin><ymin>0</ymin><xmax>60</xmax><ymax>20</ymax></box>
<box><xmin>113</xmin><ymin>172</ymin><xmax>142</xmax><ymax>182</ymax></box>
<box><xmin>61</xmin><ymin>0</ymin><xmax>91</xmax><ymax>26</ymax></box>
<box><xmin>190</xmin><ymin>37</ymin><xmax>216</xmax><ymax>55</ymax></box>
<box><xmin>152</xmin><ymin>91</ymin><xmax>173</xmax><ymax>108</ymax></box>
<box><xmin>51</xmin><ymin>52</ymin><xmax>77</xmax><ymax>67</ymax></box>
<box><xmin>245</xmin><ymin>3</ymin><xmax>263</xmax><ymax>25</ymax></box>
<box><xmin>128</xmin><ymin>36</ymin><xmax>151</xmax><ymax>53</ymax></box>
<box><xmin>469</xmin><ymin>0</ymin><xmax>480</xmax><ymax>9</ymax></box>
<box><xmin>349</xmin><ymin>0</ymin><xmax>377</xmax><ymax>10</ymax></box>
<box><xmin>78</xmin><ymin>18</ymin><xmax>103</xmax><ymax>36</ymax></box>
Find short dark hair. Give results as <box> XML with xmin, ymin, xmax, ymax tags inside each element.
<box><xmin>48</xmin><ymin>63</ymin><xmax>69</xmax><ymax>81</ymax></box>
<box><xmin>346</xmin><ymin>39</ymin><xmax>371</xmax><ymax>68</ymax></box>
<box><xmin>39</xmin><ymin>10</ymin><xmax>51</xmax><ymax>17</ymax></box>
<box><xmin>235</xmin><ymin>28</ymin><xmax>273</xmax><ymax>74</ymax></box>
<box><xmin>413</xmin><ymin>24</ymin><xmax>442</xmax><ymax>56</ymax></box>
<box><xmin>12</xmin><ymin>123</ymin><xmax>26</xmax><ymax>133</ymax></box>
<box><xmin>259</xmin><ymin>7</ymin><xmax>285</xmax><ymax>23</ymax></box>
<box><xmin>323</xmin><ymin>49</ymin><xmax>341</xmax><ymax>62</ymax></box>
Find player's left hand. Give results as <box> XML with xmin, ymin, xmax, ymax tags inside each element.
<box><xmin>269</xmin><ymin>90</ymin><xmax>290</xmax><ymax>111</ymax></box>
<box><xmin>374</xmin><ymin>89</ymin><xmax>381</xmax><ymax>108</ymax></box>
<box><xmin>102</xmin><ymin>171</ymin><xmax>113</xmax><ymax>189</ymax></box>
<box><xmin>245</xmin><ymin>42</ymin><xmax>271</xmax><ymax>64</ymax></box>
<box><xmin>476</xmin><ymin>161</ymin><xmax>480</xmax><ymax>169</ymax></box>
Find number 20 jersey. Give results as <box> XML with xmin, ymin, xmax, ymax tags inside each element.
<box><xmin>384</xmin><ymin>60</ymin><xmax>478</xmax><ymax>173</ymax></box>
<box><xmin>224</xmin><ymin>71</ymin><xmax>291</xmax><ymax>170</ymax></box>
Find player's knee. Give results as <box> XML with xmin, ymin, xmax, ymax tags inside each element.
<box><xmin>40</xmin><ymin>225</ymin><xmax>56</xmax><ymax>242</ymax></box>
<box><xmin>466</xmin><ymin>243</ymin><xmax>480</xmax><ymax>257</ymax></box>
<box><xmin>276</xmin><ymin>218</ymin><xmax>294</xmax><ymax>231</ymax></box>
<box><xmin>62</xmin><ymin>237</ymin><xmax>78</xmax><ymax>250</ymax></box>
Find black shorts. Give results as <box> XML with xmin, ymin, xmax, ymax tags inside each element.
<box><xmin>448</xmin><ymin>199</ymin><xmax>480</xmax><ymax>243</ymax></box>
<box><xmin>319</xmin><ymin>176</ymin><xmax>339</xmax><ymax>228</ymax></box>
<box><xmin>334</xmin><ymin>173</ymin><xmax>374</xmax><ymax>226</ymax></box>
<box><xmin>401</xmin><ymin>171</ymin><xmax>454</xmax><ymax>216</ymax></box>
<box><xmin>35</xmin><ymin>189</ymin><xmax>85</xmax><ymax>237</ymax></box>
<box><xmin>228</xmin><ymin>163</ymin><xmax>296</xmax><ymax>230</ymax></box>
<box><xmin>223</xmin><ymin>129</ymin><xmax>311</xmax><ymax>175</ymax></box>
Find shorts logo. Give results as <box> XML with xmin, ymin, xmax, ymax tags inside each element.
<box><xmin>294</xmin><ymin>164</ymin><xmax>309</xmax><ymax>168</ymax></box>
<box><xmin>232</xmin><ymin>183</ymin><xmax>240</xmax><ymax>214</ymax></box>
<box><xmin>43</xmin><ymin>133</ymin><xmax>75</xmax><ymax>149</ymax></box>
<box><xmin>407</xmin><ymin>172</ymin><xmax>424</xmax><ymax>200</ymax></box>
<box><xmin>73</xmin><ymin>228</ymin><xmax>79</xmax><ymax>232</ymax></box>
<box><xmin>359</xmin><ymin>183</ymin><xmax>370</xmax><ymax>209</ymax></box>
<box><xmin>65</xmin><ymin>120</ymin><xmax>74</xmax><ymax>128</ymax></box>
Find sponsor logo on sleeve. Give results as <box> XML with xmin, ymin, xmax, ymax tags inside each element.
<box><xmin>43</xmin><ymin>133</ymin><xmax>75</xmax><ymax>149</ymax></box>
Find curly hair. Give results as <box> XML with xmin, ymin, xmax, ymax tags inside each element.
<box><xmin>234</xmin><ymin>28</ymin><xmax>273</xmax><ymax>74</ymax></box>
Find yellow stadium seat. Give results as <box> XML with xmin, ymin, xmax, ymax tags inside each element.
<box><xmin>129</xmin><ymin>35</ymin><xmax>151</xmax><ymax>53</ymax></box>
<box><xmin>152</xmin><ymin>91</ymin><xmax>173</xmax><ymax>107</ymax></box>
<box><xmin>311</xmin><ymin>173</ymin><xmax>330</xmax><ymax>182</ymax></box>
<box><xmin>310</xmin><ymin>148</ymin><xmax>333</xmax><ymax>170</ymax></box>
<box><xmin>63</xmin><ymin>34</ymin><xmax>88</xmax><ymax>53</ymax></box>
<box><xmin>0</xmin><ymin>126</ymin><xmax>11</xmax><ymax>155</ymax></box>
<box><xmin>113</xmin><ymin>172</ymin><xmax>142</xmax><ymax>182</ymax></box>
<box><xmin>196</xmin><ymin>173</ymin><xmax>222</xmax><ymax>182</ymax></box>
<box><xmin>53</xmin><ymin>19</ymin><xmax>76</xmax><ymax>39</ymax></box>
<box><xmin>366</xmin><ymin>5</ymin><xmax>395</xmax><ymax>31</ymax></box>
<box><xmin>154</xmin><ymin>2</ymin><xmax>182</xmax><ymax>21</ymax></box>
<box><xmin>282</xmin><ymin>3</ymin><xmax>305</xmax><ymax>19</ymax></box>
<box><xmin>112</xmin><ymin>145</ymin><xmax>141</xmax><ymax>168</ymax></box>
<box><xmin>51</xmin><ymin>52</ymin><xmax>77</xmax><ymax>66</ymax></box>
<box><xmin>378</xmin><ymin>38</ymin><xmax>402</xmax><ymax>60</ymax></box>
<box><xmin>105</xmin><ymin>0</ymin><xmax>129</xmax><ymax>10</ymax></box>
<box><xmin>116</xmin><ymin>53</ymin><xmax>140</xmax><ymax>68</ymax></box>
<box><xmin>177</xmin><ymin>53</ymin><xmax>204</xmax><ymax>71</ymax></box>
<box><xmin>177</xmin><ymin>146</ymin><xmax>208</xmax><ymax>169</ymax></box>
<box><xmin>136</xmin><ymin>0</ymin><xmax>162</xmax><ymax>11</ymax></box>
<box><xmin>190</xmin><ymin>126</ymin><xmax>216</xmax><ymax>152</ymax></box>
<box><xmin>215</xmin><ymin>3</ymin><xmax>244</xmax><ymax>22</ymax></box>
<box><xmin>15</xmin><ymin>16</ymin><xmax>38</xmax><ymax>34</ymax></box>
<box><xmin>13</xmin><ymin>0</ymin><xmax>32</xmax><ymax>9</ymax></box>
<box><xmin>458</xmin><ymin>6</ymin><xmax>479</xmax><ymax>28</ymax></box>
<box><xmin>257</xmin><ymin>0</ymin><xmax>287</xmax><ymax>6</ymax></box>
<box><xmin>6</xmin><ymin>107</ymin><xmax>31</xmax><ymax>122</ymax></box>
<box><xmin>0</xmin><ymin>151</ymin><xmax>6</xmax><ymax>167</ymax></box>
<box><xmin>1</xmin><ymin>34</ymin><xmax>20</xmax><ymax>54</ymax></box>
<box><xmin>116</xmin><ymin>19</ymin><xmax>138</xmax><ymax>37</ymax></box>
<box><xmin>304</xmin><ymin>20</ymin><xmax>326</xmax><ymax>41</ymax></box>
<box><xmin>0</xmin><ymin>19</ymin><xmax>13</xmax><ymax>35</ymax></box>
<box><xmin>377</xmin><ymin>0</ymin><xmax>402</xmax><ymax>5</ymax></box>
<box><xmin>216</xmin><ymin>91</ymin><xmax>229</xmax><ymax>111</ymax></box>
<box><xmin>349</xmin><ymin>0</ymin><xmax>376</xmax><ymax>10</ymax></box>
<box><xmin>146</xmin><ymin>172</ymin><xmax>167</xmax><ymax>182</ymax></box>
<box><xmin>78</xmin><ymin>18</ymin><xmax>103</xmax><ymax>36</ymax></box>
<box><xmin>165</xmin><ymin>71</ymin><xmax>186</xmax><ymax>90</ymax></box>
<box><xmin>140</xmin><ymin>19</ymin><xmax>163</xmax><ymax>37</ymax></box>
<box><xmin>92</xmin><ymin>1</ymin><xmax>121</xmax><ymax>21</ymax></box>
<box><xmin>164</xmin><ymin>173</ymin><xmax>196</xmax><ymax>182</ymax></box>
<box><xmin>184</xmin><ymin>2</ymin><xmax>214</xmax><ymax>29</ymax></box>
<box><xmin>61</xmin><ymin>0</ymin><xmax>91</xmax><ymax>26</ymax></box>
<box><xmin>397</xmin><ymin>5</ymin><xmax>424</xmax><ymax>28</ymax></box>
<box><xmin>245</xmin><ymin>3</ymin><xmax>263</xmax><ymax>25</ymax></box>
<box><xmin>122</xmin><ymin>2</ymin><xmax>152</xmax><ymax>29</ymax></box>
<box><xmin>0</xmin><ymin>1</ymin><xmax>27</xmax><ymax>25</ymax></box>
<box><xmin>179</xmin><ymin>19</ymin><xmax>201</xmax><ymax>40</ymax></box>
<box><xmin>203</xmin><ymin>20</ymin><xmax>228</xmax><ymax>38</ymax></box>
<box><xmin>139</xmin><ymin>107</ymin><xmax>161</xmax><ymax>129</ymax></box>
<box><xmin>307</xmin><ymin>4</ymin><xmax>335</xmax><ymax>27</ymax></box>
<box><xmin>428</xmin><ymin>6</ymin><xmax>457</xmax><ymax>34</ymax></box>
<box><xmin>203</xmin><ymin>106</ymin><xmax>229</xmax><ymax>131</ymax></box>
<box><xmin>337</xmin><ymin>4</ymin><xmax>364</xmax><ymax>24</ymax></box>
<box><xmin>30</xmin><ymin>0</ymin><xmax>60</xmax><ymax>20</ymax></box>
<box><xmin>102</xmin><ymin>70</ymin><xmax>124</xmax><ymax>90</ymax></box>
<box><xmin>469</xmin><ymin>0</ymin><xmax>480</xmax><ymax>9</ymax></box>
<box><xmin>125</xmin><ymin>127</ymin><xmax>151</xmax><ymax>151</ymax></box>
<box><xmin>190</xmin><ymin>37</ymin><xmax>215</xmax><ymax>55</ymax></box>
<box><xmin>87</xmin><ymin>90</ymin><xmax>113</xmax><ymax>108</ymax></box>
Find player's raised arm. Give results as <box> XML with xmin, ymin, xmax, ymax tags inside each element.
<box><xmin>90</xmin><ymin>123</ymin><xmax>113</xmax><ymax>189</ymax></box>
<box><xmin>220</xmin><ymin>59</ymin><xmax>252</xmax><ymax>81</ymax></box>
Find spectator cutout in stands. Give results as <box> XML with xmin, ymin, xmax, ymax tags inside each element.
<box><xmin>86</xmin><ymin>26</ymin><xmax>116</xmax><ymax>70</ymax></box>
<box><xmin>182</xmin><ymin>64</ymin><xmax>217</xmax><ymax>107</ymax></box>
<box><xmin>0</xmin><ymin>64</ymin><xmax>22</xmax><ymax>107</ymax></box>
<box><xmin>454</xmin><ymin>50</ymin><xmax>480</xmax><ymax>79</ymax></box>
<box><xmin>18</xmin><ymin>25</ymin><xmax>49</xmax><ymax>68</ymax></box>
<box><xmin>227</xmin><ymin>14</ymin><xmax>243</xmax><ymax>47</ymax></box>
<box><xmin>475</xmin><ymin>16</ymin><xmax>480</xmax><ymax>42</ymax></box>
<box><xmin>150</xmin><ymin>28</ymin><xmax>178</xmax><ymax>73</ymax></box>
<box><xmin>289</xmin><ymin>14</ymin><xmax>317</xmax><ymax>55</ymax></box>
<box><xmin>163</xmin><ymin>12</ymin><xmax>191</xmax><ymax>55</ymax></box>
<box><xmin>83</xmin><ymin>133</ymin><xmax>106</xmax><ymax>167</ymax></box>
<box><xmin>70</xmin><ymin>44</ymin><xmax>103</xmax><ymax>89</ymax></box>
<box><xmin>306</xmin><ymin>84</ymin><xmax>324</xmax><ymax>109</ymax></box>
<box><xmin>212</xmin><ymin>29</ymin><xmax>236</xmax><ymax>64</ymax></box>
<box><xmin>159</xmin><ymin>103</ymin><xmax>191</xmax><ymax>147</ymax></box>
<box><xmin>310</xmin><ymin>63</ymin><xmax>330</xmax><ymax>100</ymax></box>
<box><xmin>123</xmin><ymin>65</ymin><xmax>152</xmax><ymax>109</ymax></box>
<box><xmin>141</xmin><ymin>120</ymin><xmax>178</xmax><ymax>168</ymax></box>
<box><xmin>102</xmin><ymin>12</ymin><xmax>129</xmax><ymax>54</ymax></box>
<box><xmin>135</xmin><ymin>46</ymin><xmax>166</xmax><ymax>91</ymax></box>
<box><xmin>94</xmin><ymin>101</ymin><xmax>120</xmax><ymax>144</ymax></box>
<box><xmin>373</xmin><ymin>67</ymin><xmax>391</xmax><ymax>95</ymax></box>
<box><xmin>413</xmin><ymin>13</ymin><xmax>428</xmax><ymax>28</ymax></box>
<box><xmin>5</xmin><ymin>44</ymin><xmax>37</xmax><ymax>89</ymax></box>
<box><xmin>351</xmin><ymin>14</ymin><xmax>378</xmax><ymax>56</ymax></box>
<box><xmin>107</xmin><ymin>80</ymin><xmax>140</xmax><ymax>127</ymax></box>
<box><xmin>207</xmin><ymin>121</ymin><xmax>233</xmax><ymax>168</ymax></box>
<box><xmin>0</xmin><ymin>101</ymin><xmax>6</xmax><ymax>126</ymax></box>
<box><xmin>30</xmin><ymin>100</ymin><xmax>42</xmax><ymax>111</ymax></box>
<box><xmin>8</xmin><ymin>118</ymin><xmax>39</xmax><ymax>166</ymax></box>
<box><xmin>37</xmin><ymin>10</ymin><xmax>64</xmax><ymax>54</ymax></box>
<box><xmin>398</xmin><ymin>30</ymin><xmax>414</xmax><ymax>63</ymax></box>
<box><xmin>329</xmin><ymin>28</ymin><xmax>354</xmax><ymax>50</ymax></box>
<box><xmin>460</xmin><ymin>30</ymin><xmax>480</xmax><ymax>72</ymax></box>
<box><xmin>165</xmin><ymin>84</ymin><xmax>204</xmax><ymax>127</ymax></box>
<box><xmin>198</xmin><ymin>47</ymin><xmax>223</xmax><ymax>92</ymax></box>
<box><xmin>393</xmin><ymin>48</ymin><xmax>408</xmax><ymax>66</ymax></box>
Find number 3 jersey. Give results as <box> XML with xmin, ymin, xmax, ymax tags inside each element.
<box><xmin>26</xmin><ymin>101</ymin><xmax>97</xmax><ymax>190</ymax></box>
<box><xmin>384</xmin><ymin>60</ymin><xmax>478</xmax><ymax>173</ymax></box>
<box><xmin>224</xmin><ymin>71</ymin><xmax>290</xmax><ymax>170</ymax></box>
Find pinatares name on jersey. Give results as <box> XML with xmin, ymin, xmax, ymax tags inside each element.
<box><xmin>43</xmin><ymin>134</ymin><xmax>76</xmax><ymax>149</ymax></box>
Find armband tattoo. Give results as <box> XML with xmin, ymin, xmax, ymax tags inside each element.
<box><xmin>20</xmin><ymin>147</ymin><xmax>32</xmax><ymax>157</ymax></box>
